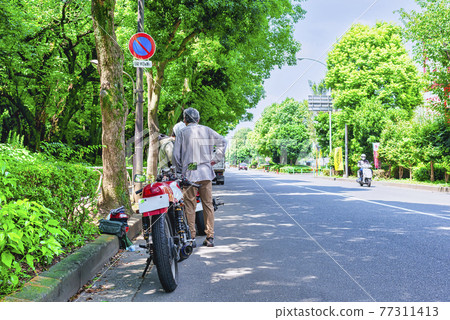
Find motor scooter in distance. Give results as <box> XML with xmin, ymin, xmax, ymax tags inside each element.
<box><xmin>357</xmin><ymin>163</ymin><xmax>373</xmax><ymax>187</ymax></box>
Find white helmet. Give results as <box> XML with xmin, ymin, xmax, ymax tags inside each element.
<box><xmin>361</xmin><ymin>154</ymin><xmax>366</xmax><ymax>160</ymax></box>
<box><xmin>172</xmin><ymin>121</ymin><xmax>186</xmax><ymax>137</ymax></box>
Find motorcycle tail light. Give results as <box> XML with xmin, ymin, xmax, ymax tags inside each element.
<box><xmin>143</xmin><ymin>185</ymin><xmax>164</xmax><ymax>197</ymax></box>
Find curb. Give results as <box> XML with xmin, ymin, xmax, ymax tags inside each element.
<box><xmin>3</xmin><ymin>213</ymin><xmax>142</xmax><ymax>302</ymax></box>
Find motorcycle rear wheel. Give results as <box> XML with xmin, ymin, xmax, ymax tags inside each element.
<box><xmin>195</xmin><ymin>210</ymin><xmax>206</xmax><ymax>236</ymax></box>
<box><xmin>152</xmin><ymin>214</ymin><xmax>178</xmax><ymax>292</ymax></box>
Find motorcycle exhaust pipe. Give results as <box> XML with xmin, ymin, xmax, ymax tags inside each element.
<box><xmin>180</xmin><ymin>244</ymin><xmax>193</xmax><ymax>259</ymax></box>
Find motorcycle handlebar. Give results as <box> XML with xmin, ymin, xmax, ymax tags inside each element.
<box><xmin>180</xmin><ymin>177</ymin><xmax>201</xmax><ymax>188</ymax></box>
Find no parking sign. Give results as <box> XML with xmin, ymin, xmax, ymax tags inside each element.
<box><xmin>128</xmin><ymin>33</ymin><xmax>156</xmax><ymax>60</ymax></box>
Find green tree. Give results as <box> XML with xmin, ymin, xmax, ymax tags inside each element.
<box><xmin>325</xmin><ymin>22</ymin><xmax>424</xmax><ymax>113</ymax></box>
<box><xmin>414</xmin><ymin>116</ymin><xmax>450</xmax><ymax>181</ymax></box>
<box><xmin>114</xmin><ymin>0</ymin><xmax>305</xmax><ymax>176</ymax></box>
<box><xmin>228</xmin><ymin>128</ymin><xmax>254</xmax><ymax>165</ymax></box>
<box><xmin>379</xmin><ymin>120</ymin><xmax>420</xmax><ymax>179</ymax></box>
<box><xmin>0</xmin><ymin>0</ymin><xmax>100</xmax><ymax>151</ymax></box>
<box><xmin>249</xmin><ymin>98</ymin><xmax>311</xmax><ymax>164</ymax></box>
<box><xmin>309</xmin><ymin>79</ymin><xmax>328</xmax><ymax>95</ymax></box>
<box><xmin>400</xmin><ymin>0</ymin><xmax>450</xmax><ymax>121</ymax></box>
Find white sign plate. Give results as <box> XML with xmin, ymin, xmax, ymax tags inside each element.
<box><xmin>133</xmin><ymin>60</ymin><xmax>152</xmax><ymax>68</ymax></box>
<box><xmin>139</xmin><ymin>193</ymin><xmax>169</xmax><ymax>213</ymax></box>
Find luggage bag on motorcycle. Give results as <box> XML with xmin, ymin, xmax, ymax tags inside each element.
<box><xmin>98</xmin><ymin>219</ymin><xmax>126</xmax><ymax>237</ymax></box>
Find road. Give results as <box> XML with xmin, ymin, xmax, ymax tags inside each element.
<box><xmin>74</xmin><ymin>169</ymin><xmax>450</xmax><ymax>302</ymax></box>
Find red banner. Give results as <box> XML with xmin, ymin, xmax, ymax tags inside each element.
<box><xmin>373</xmin><ymin>143</ymin><xmax>380</xmax><ymax>169</ymax></box>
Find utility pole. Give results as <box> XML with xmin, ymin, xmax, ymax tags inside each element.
<box><xmin>133</xmin><ymin>0</ymin><xmax>145</xmax><ymax>201</ymax></box>
<box><xmin>345</xmin><ymin>124</ymin><xmax>348</xmax><ymax>178</ymax></box>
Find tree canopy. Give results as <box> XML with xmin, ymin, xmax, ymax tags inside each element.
<box><xmin>249</xmin><ymin>98</ymin><xmax>311</xmax><ymax>164</ymax></box>
<box><xmin>325</xmin><ymin>22</ymin><xmax>424</xmax><ymax>114</ymax></box>
<box><xmin>399</xmin><ymin>0</ymin><xmax>450</xmax><ymax>121</ymax></box>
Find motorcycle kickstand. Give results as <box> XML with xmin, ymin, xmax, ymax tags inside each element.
<box><xmin>141</xmin><ymin>255</ymin><xmax>153</xmax><ymax>278</ymax></box>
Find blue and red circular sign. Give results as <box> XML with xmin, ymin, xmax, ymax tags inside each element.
<box><xmin>128</xmin><ymin>33</ymin><xmax>156</xmax><ymax>60</ymax></box>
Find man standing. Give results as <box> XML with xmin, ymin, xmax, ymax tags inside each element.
<box><xmin>173</xmin><ymin>108</ymin><xmax>227</xmax><ymax>247</ymax></box>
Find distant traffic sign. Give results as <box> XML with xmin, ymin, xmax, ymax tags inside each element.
<box><xmin>128</xmin><ymin>33</ymin><xmax>156</xmax><ymax>60</ymax></box>
<box><xmin>308</xmin><ymin>95</ymin><xmax>333</xmax><ymax>112</ymax></box>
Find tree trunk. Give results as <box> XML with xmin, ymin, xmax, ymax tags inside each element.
<box><xmin>91</xmin><ymin>0</ymin><xmax>132</xmax><ymax>215</ymax></box>
<box><xmin>146</xmin><ymin>63</ymin><xmax>166</xmax><ymax>179</ymax></box>
<box><xmin>430</xmin><ymin>160</ymin><xmax>435</xmax><ymax>182</ymax></box>
<box><xmin>399</xmin><ymin>166</ymin><xmax>403</xmax><ymax>179</ymax></box>
<box><xmin>445</xmin><ymin>172</ymin><xmax>449</xmax><ymax>183</ymax></box>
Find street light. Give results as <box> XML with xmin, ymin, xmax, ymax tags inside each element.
<box><xmin>297</xmin><ymin>57</ymin><xmax>327</xmax><ymax>68</ymax></box>
<box><xmin>298</xmin><ymin>57</ymin><xmax>333</xmax><ymax>177</ymax></box>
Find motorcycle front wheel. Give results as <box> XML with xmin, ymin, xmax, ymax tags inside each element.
<box><xmin>152</xmin><ymin>214</ymin><xmax>178</xmax><ymax>292</ymax></box>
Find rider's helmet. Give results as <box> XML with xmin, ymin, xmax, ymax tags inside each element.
<box><xmin>361</xmin><ymin>154</ymin><xmax>366</xmax><ymax>160</ymax></box>
<box><xmin>172</xmin><ymin>121</ymin><xmax>186</xmax><ymax>137</ymax></box>
<box><xmin>183</xmin><ymin>107</ymin><xmax>200</xmax><ymax>124</ymax></box>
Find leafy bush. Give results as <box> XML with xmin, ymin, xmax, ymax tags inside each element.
<box><xmin>0</xmin><ymin>200</ymin><xmax>69</xmax><ymax>295</ymax></box>
<box><xmin>40</xmin><ymin>142</ymin><xmax>102</xmax><ymax>165</ymax></box>
<box><xmin>413</xmin><ymin>163</ymin><xmax>447</xmax><ymax>182</ymax></box>
<box><xmin>279</xmin><ymin>165</ymin><xmax>313</xmax><ymax>173</ymax></box>
<box><xmin>16</xmin><ymin>162</ymin><xmax>98</xmax><ymax>228</ymax></box>
<box><xmin>0</xmin><ymin>143</ymin><xmax>101</xmax><ymax>297</ymax></box>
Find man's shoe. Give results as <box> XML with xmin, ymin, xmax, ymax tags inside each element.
<box><xmin>203</xmin><ymin>237</ymin><xmax>214</xmax><ymax>247</ymax></box>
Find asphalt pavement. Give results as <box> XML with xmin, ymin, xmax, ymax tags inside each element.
<box><xmin>73</xmin><ymin>169</ymin><xmax>450</xmax><ymax>302</ymax></box>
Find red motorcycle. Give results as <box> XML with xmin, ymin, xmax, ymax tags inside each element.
<box><xmin>135</xmin><ymin>171</ymin><xmax>223</xmax><ymax>292</ymax></box>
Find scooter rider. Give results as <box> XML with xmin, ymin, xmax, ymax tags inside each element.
<box><xmin>357</xmin><ymin>154</ymin><xmax>370</xmax><ymax>181</ymax></box>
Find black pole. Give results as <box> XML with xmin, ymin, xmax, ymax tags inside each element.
<box><xmin>134</xmin><ymin>0</ymin><xmax>144</xmax><ymax>198</ymax></box>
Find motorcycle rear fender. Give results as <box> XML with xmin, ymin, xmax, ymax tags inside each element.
<box><xmin>142</xmin><ymin>207</ymin><xmax>168</xmax><ymax>217</ymax></box>
<box><xmin>139</xmin><ymin>193</ymin><xmax>170</xmax><ymax>216</ymax></box>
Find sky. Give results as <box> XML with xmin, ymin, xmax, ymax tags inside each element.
<box><xmin>226</xmin><ymin>0</ymin><xmax>421</xmax><ymax>139</ymax></box>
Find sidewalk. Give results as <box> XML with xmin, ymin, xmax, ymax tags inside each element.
<box><xmin>2</xmin><ymin>213</ymin><xmax>142</xmax><ymax>302</ymax></box>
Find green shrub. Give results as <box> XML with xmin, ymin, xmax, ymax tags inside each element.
<box><xmin>40</xmin><ymin>142</ymin><xmax>102</xmax><ymax>165</ymax></box>
<box><xmin>279</xmin><ymin>165</ymin><xmax>313</xmax><ymax>173</ymax></box>
<box><xmin>0</xmin><ymin>143</ymin><xmax>101</xmax><ymax>297</ymax></box>
<box><xmin>0</xmin><ymin>200</ymin><xmax>70</xmax><ymax>295</ymax></box>
<box><xmin>413</xmin><ymin>163</ymin><xmax>447</xmax><ymax>182</ymax></box>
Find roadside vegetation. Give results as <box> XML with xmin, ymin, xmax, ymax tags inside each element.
<box><xmin>0</xmin><ymin>139</ymin><xmax>100</xmax><ymax>298</ymax></box>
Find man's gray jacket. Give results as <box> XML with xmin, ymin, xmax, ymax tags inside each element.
<box><xmin>173</xmin><ymin>123</ymin><xmax>227</xmax><ymax>182</ymax></box>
